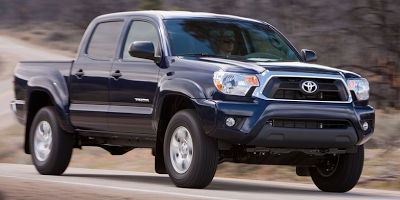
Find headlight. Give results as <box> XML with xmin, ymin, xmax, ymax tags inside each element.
<box><xmin>347</xmin><ymin>78</ymin><xmax>370</xmax><ymax>101</ymax></box>
<box><xmin>213</xmin><ymin>71</ymin><xmax>259</xmax><ymax>96</ymax></box>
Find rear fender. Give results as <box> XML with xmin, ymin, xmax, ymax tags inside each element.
<box><xmin>26</xmin><ymin>73</ymin><xmax>74</xmax><ymax>133</ymax></box>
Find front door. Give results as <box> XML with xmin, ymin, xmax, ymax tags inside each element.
<box><xmin>108</xmin><ymin>20</ymin><xmax>161</xmax><ymax>134</ymax></box>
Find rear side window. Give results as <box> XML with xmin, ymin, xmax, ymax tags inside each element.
<box><xmin>87</xmin><ymin>21</ymin><xmax>124</xmax><ymax>60</ymax></box>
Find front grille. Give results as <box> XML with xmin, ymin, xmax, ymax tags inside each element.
<box><xmin>274</xmin><ymin>90</ymin><xmax>341</xmax><ymax>101</ymax></box>
<box><xmin>279</xmin><ymin>83</ymin><xmax>338</xmax><ymax>91</ymax></box>
<box><xmin>279</xmin><ymin>83</ymin><xmax>299</xmax><ymax>89</ymax></box>
<box><xmin>262</xmin><ymin>77</ymin><xmax>348</xmax><ymax>101</ymax></box>
<box><xmin>267</xmin><ymin>118</ymin><xmax>350</xmax><ymax>129</ymax></box>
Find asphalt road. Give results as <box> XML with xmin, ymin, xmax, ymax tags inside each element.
<box><xmin>0</xmin><ymin>164</ymin><xmax>400</xmax><ymax>200</ymax></box>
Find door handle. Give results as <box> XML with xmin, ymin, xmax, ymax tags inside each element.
<box><xmin>111</xmin><ymin>70</ymin><xmax>122</xmax><ymax>80</ymax></box>
<box><xmin>75</xmin><ymin>69</ymin><xmax>84</xmax><ymax>79</ymax></box>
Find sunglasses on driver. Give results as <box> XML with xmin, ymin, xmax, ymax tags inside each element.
<box><xmin>221</xmin><ymin>38</ymin><xmax>236</xmax><ymax>44</ymax></box>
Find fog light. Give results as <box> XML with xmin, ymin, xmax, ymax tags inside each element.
<box><xmin>362</xmin><ymin>122</ymin><xmax>369</xmax><ymax>131</ymax></box>
<box><xmin>226</xmin><ymin>117</ymin><xmax>236</xmax><ymax>127</ymax></box>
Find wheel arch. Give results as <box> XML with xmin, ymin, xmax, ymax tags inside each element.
<box><xmin>153</xmin><ymin>78</ymin><xmax>218</xmax><ymax>174</ymax></box>
<box><xmin>154</xmin><ymin>78</ymin><xmax>216</xmax><ymax>135</ymax></box>
<box><xmin>24</xmin><ymin>76</ymin><xmax>75</xmax><ymax>154</ymax></box>
<box><xmin>154</xmin><ymin>93</ymin><xmax>196</xmax><ymax>174</ymax></box>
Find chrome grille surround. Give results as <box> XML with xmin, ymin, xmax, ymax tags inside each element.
<box><xmin>252</xmin><ymin>71</ymin><xmax>353</xmax><ymax>103</ymax></box>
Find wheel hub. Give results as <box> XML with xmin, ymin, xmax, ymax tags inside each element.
<box><xmin>316</xmin><ymin>155</ymin><xmax>340</xmax><ymax>177</ymax></box>
<box><xmin>170</xmin><ymin>126</ymin><xmax>193</xmax><ymax>174</ymax></box>
<box><xmin>34</xmin><ymin>121</ymin><xmax>53</xmax><ymax>162</ymax></box>
<box><xmin>180</xmin><ymin>140</ymin><xmax>189</xmax><ymax>158</ymax></box>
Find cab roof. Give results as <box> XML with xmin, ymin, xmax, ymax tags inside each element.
<box><xmin>96</xmin><ymin>10</ymin><xmax>265</xmax><ymax>24</ymax></box>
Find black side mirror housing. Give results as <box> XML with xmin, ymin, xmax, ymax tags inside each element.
<box><xmin>301</xmin><ymin>49</ymin><xmax>317</xmax><ymax>62</ymax></box>
<box><xmin>129</xmin><ymin>41</ymin><xmax>159</xmax><ymax>62</ymax></box>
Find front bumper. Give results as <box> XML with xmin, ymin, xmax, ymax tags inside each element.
<box><xmin>195</xmin><ymin>98</ymin><xmax>374</xmax><ymax>149</ymax></box>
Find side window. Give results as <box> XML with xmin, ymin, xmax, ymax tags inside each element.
<box><xmin>123</xmin><ymin>21</ymin><xmax>160</xmax><ymax>61</ymax></box>
<box><xmin>87</xmin><ymin>21</ymin><xmax>124</xmax><ymax>60</ymax></box>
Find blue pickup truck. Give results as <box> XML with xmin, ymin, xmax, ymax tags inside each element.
<box><xmin>11</xmin><ymin>11</ymin><xmax>374</xmax><ymax>192</ymax></box>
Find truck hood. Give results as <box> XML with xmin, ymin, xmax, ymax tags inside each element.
<box><xmin>176</xmin><ymin>57</ymin><xmax>361</xmax><ymax>78</ymax></box>
<box><xmin>182</xmin><ymin>57</ymin><xmax>342</xmax><ymax>75</ymax></box>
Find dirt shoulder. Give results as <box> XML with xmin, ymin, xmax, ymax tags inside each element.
<box><xmin>0</xmin><ymin>54</ymin><xmax>13</xmax><ymax>80</ymax></box>
<box><xmin>0</xmin><ymin>33</ymin><xmax>76</xmax><ymax>80</ymax></box>
<box><xmin>0</xmin><ymin>36</ymin><xmax>22</xmax><ymax>80</ymax></box>
<box><xmin>0</xmin><ymin>24</ymin><xmax>79</xmax><ymax>80</ymax></box>
<box><xmin>0</xmin><ymin>24</ymin><xmax>81</xmax><ymax>58</ymax></box>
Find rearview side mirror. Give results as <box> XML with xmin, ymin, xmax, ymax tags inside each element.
<box><xmin>129</xmin><ymin>41</ymin><xmax>159</xmax><ymax>62</ymax></box>
<box><xmin>301</xmin><ymin>49</ymin><xmax>317</xmax><ymax>62</ymax></box>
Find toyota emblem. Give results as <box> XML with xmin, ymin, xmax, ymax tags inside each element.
<box><xmin>301</xmin><ymin>81</ymin><xmax>318</xmax><ymax>93</ymax></box>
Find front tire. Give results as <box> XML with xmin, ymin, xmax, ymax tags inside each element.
<box><xmin>30</xmin><ymin>106</ymin><xmax>73</xmax><ymax>175</ymax></box>
<box><xmin>309</xmin><ymin>145</ymin><xmax>364</xmax><ymax>192</ymax></box>
<box><xmin>163</xmin><ymin>109</ymin><xmax>218</xmax><ymax>188</ymax></box>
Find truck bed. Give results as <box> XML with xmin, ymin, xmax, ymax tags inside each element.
<box><xmin>13</xmin><ymin>60</ymin><xmax>74</xmax><ymax>124</ymax></box>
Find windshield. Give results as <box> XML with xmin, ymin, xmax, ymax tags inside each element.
<box><xmin>164</xmin><ymin>19</ymin><xmax>300</xmax><ymax>62</ymax></box>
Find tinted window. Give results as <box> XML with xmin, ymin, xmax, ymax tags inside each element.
<box><xmin>123</xmin><ymin>21</ymin><xmax>160</xmax><ymax>61</ymax></box>
<box><xmin>87</xmin><ymin>21</ymin><xmax>124</xmax><ymax>60</ymax></box>
<box><xmin>164</xmin><ymin>19</ymin><xmax>300</xmax><ymax>62</ymax></box>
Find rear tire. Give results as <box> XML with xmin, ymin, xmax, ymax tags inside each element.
<box><xmin>30</xmin><ymin>106</ymin><xmax>73</xmax><ymax>175</ymax></box>
<box><xmin>163</xmin><ymin>109</ymin><xmax>218</xmax><ymax>188</ymax></box>
<box><xmin>309</xmin><ymin>145</ymin><xmax>364</xmax><ymax>192</ymax></box>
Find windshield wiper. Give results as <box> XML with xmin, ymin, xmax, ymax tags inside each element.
<box><xmin>247</xmin><ymin>58</ymin><xmax>282</xmax><ymax>62</ymax></box>
<box><xmin>176</xmin><ymin>53</ymin><xmax>225</xmax><ymax>57</ymax></box>
<box><xmin>176</xmin><ymin>53</ymin><xmax>252</xmax><ymax>61</ymax></box>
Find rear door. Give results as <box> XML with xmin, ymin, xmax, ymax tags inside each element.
<box><xmin>69</xmin><ymin>20</ymin><xmax>124</xmax><ymax>131</ymax></box>
<box><xmin>108</xmin><ymin>18</ymin><xmax>161</xmax><ymax>134</ymax></box>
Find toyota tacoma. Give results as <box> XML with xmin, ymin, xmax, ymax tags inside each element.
<box><xmin>11</xmin><ymin>11</ymin><xmax>374</xmax><ymax>192</ymax></box>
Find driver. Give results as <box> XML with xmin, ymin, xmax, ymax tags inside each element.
<box><xmin>210</xmin><ymin>30</ymin><xmax>236</xmax><ymax>55</ymax></box>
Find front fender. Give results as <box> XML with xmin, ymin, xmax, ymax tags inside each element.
<box><xmin>154</xmin><ymin>78</ymin><xmax>217</xmax><ymax>133</ymax></box>
<box><xmin>158</xmin><ymin>78</ymin><xmax>207</xmax><ymax>99</ymax></box>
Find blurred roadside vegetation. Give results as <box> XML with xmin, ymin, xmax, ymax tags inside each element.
<box><xmin>1</xmin><ymin>0</ymin><xmax>400</xmax><ymax>190</ymax></box>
